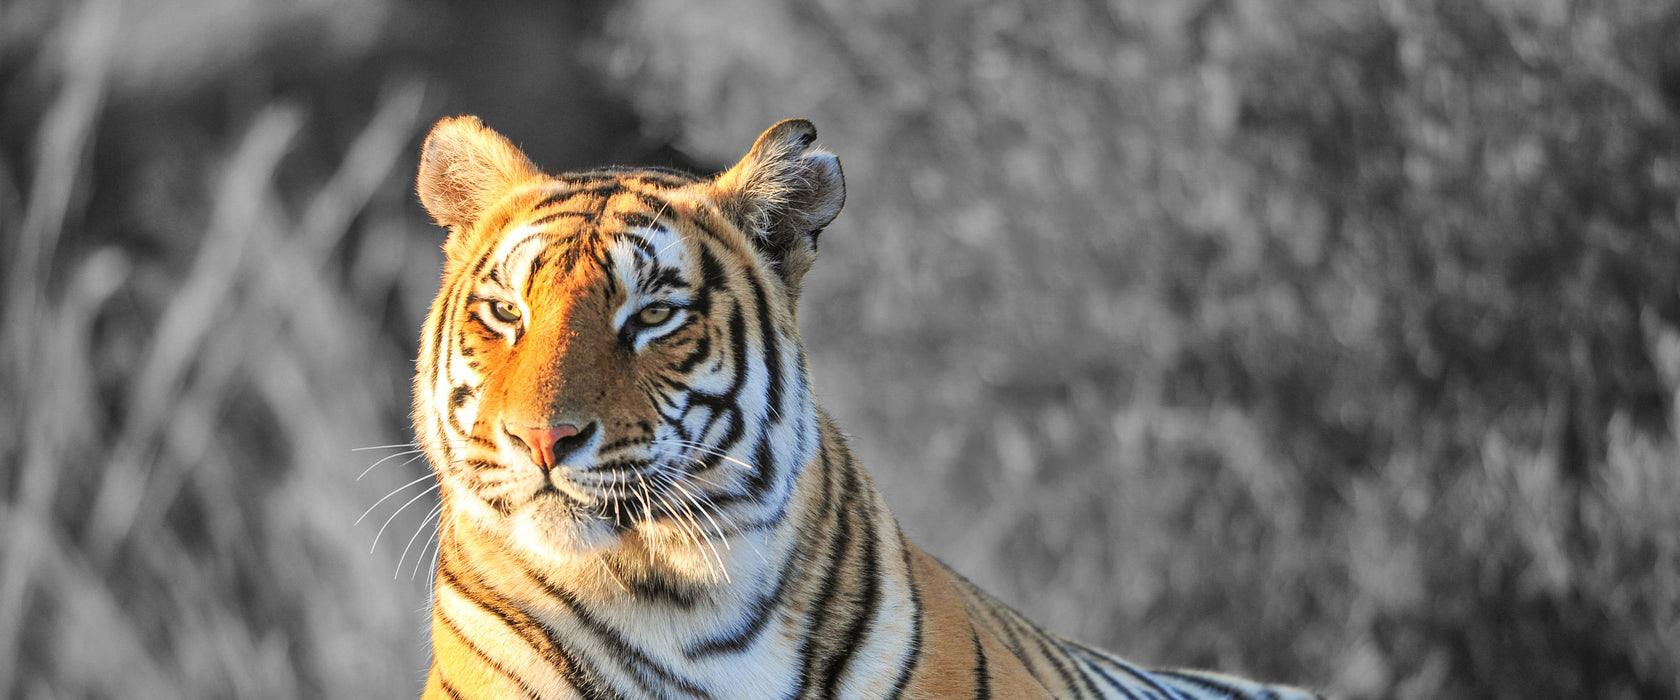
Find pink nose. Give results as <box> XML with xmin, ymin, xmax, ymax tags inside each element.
<box><xmin>506</xmin><ymin>422</ymin><xmax>583</xmax><ymax>469</ymax></box>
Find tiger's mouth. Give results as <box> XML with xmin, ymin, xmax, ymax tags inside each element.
<box><xmin>465</xmin><ymin>468</ymin><xmax>661</xmax><ymax>557</ymax></box>
<box><xmin>468</xmin><ymin>449</ymin><xmax>716</xmax><ymax>527</ymax></box>
<box><xmin>530</xmin><ymin>462</ymin><xmax>665</xmax><ymax>526</ymax></box>
<box><xmin>446</xmin><ymin>426</ymin><xmax>749</xmax><ymax>556</ymax></box>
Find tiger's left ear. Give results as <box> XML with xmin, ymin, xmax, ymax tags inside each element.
<box><xmin>713</xmin><ymin>119</ymin><xmax>845</xmax><ymax>289</ymax></box>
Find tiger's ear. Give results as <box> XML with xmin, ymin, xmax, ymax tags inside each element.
<box><xmin>713</xmin><ymin>119</ymin><xmax>845</xmax><ymax>289</ymax></box>
<box><xmin>416</xmin><ymin>115</ymin><xmax>541</xmax><ymax>233</ymax></box>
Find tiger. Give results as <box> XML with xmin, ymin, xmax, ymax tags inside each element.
<box><xmin>410</xmin><ymin>115</ymin><xmax>1327</xmax><ymax>700</ymax></box>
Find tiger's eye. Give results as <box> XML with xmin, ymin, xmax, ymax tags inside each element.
<box><xmin>489</xmin><ymin>300</ymin><xmax>522</xmax><ymax>323</ymax></box>
<box><xmin>635</xmin><ymin>305</ymin><xmax>673</xmax><ymax>326</ymax></box>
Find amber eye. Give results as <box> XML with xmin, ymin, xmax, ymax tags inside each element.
<box><xmin>634</xmin><ymin>304</ymin><xmax>673</xmax><ymax>326</ymax></box>
<box><xmin>488</xmin><ymin>300</ymin><xmax>522</xmax><ymax>324</ymax></box>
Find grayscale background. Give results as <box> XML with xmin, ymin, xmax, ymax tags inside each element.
<box><xmin>3</xmin><ymin>0</ymin><xmax>1678</xmax><ymax>697</ymax></box>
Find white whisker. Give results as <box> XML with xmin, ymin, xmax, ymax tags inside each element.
<box><xmin>636</xmin><ymin>472</ymin><xmax>659</xmax><ymax>567</ymax></box>
<box><xmin>667</xmin><ymin>478</ymin><xmax>732</xmax><ymax>551</ymax></box>
<box><xmin>352</xmin><ymin>442</ymin><xmax>420</xmax><ymax>452</ymax></box>
<box><xmin>413</xmin><ymin>516</ymin><xmax>440</xmax><ymax>582</ymax></box>
<box><xmin>664</xmin><ymin>458</ymin><xmax>769</xmax><ymax>566</ymax></box>
<box><xmin>593</xmin><ymin>551</ymin><xmax>631</xmax><ymax>594</ymax></box>
<box><xmin>372</xmin><ymin>481</ymin><xmax>441</xmax><ymax>554</ymax></box>
<box><xmin>398</xmin><ymin>501</ymin><xmax>444</xmax><ymax>579</ymax></box>
<box><xmin>650</xmin><ymin>468</ymin><xmax>729</xmax><ymax>582</ymax></box>
<box><xmin>652</xmin><ymin>437</ymin><xmax>761</xmax><ymax>473</ymax></box>
<box><xmin>668</xmin><ymin>496</ymin><xmax>722</xmax><ymax>582</ymax></box>
<box><xmin>357</xmin><ymin>472</ymin><xmax>436</xmax><ymax>525</ymax></box>
<box><xmin>427</xmin><ymin>508</ymin><xmax>450</xmax><ymax>590</ymax></box>
<box><xmin>356</xmin><ymin>448</ymin><xmax>426</xmax><ymax>481</ymax></box>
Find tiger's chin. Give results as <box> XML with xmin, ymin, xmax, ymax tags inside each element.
<box><xmin>493</xmin><ymin>492</ymin><xmax>626</xmax><ymax>555</ymax></box>
<box><xmin>489</xmin><ymin>494</ymin><xmax>732</xmax><ymax>587</ymax></box>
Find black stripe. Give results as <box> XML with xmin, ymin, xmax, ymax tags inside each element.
<box><xmin>791</xmin><ymin>446</ymin><xmax>849</xmax><ymax>693</ymax></box>
<box><xmin>644</xmin><ymin>264</ymin><xmax>686</xmax><ymax>293</ymax></box>
<box><xmin>969</xmin><ymin>624</ymin><xmax>991</xmax><ymax>700</ymax></box>
<box><xmin>561</xmin><ymin>167</ymin><xmax>700</xmax><ymax>188</ymax></box>
<box><xmin>978</xmin><ymin>603</ymin><xmax>1076</xmax><ymax>698</ymax></box>
<box><xmin>1074</xmin><ymin>654</ymin><xmax>1147</xmax><ymax>700</ymax></box>
<box><xmin>449</xmin><ymin>384</ymin><xmax>473</xmax><ymax>409</ymax></box>
<box><xmin>686</xmin><ymin>397</ymin><xmax>742</xmax><ymax>463</ymax></box>
<box><xmin>555</xmin><ymin>172</ymin><xmax>617</xmax><ymax>186</ymax></box>
<box><xmin>629</xmin><ymin>168</ymin><xmax>704</xmax><ymax>186</ymax></box>
<box><xmin>751</xmin><ymin>431</ymin><xmax>776</xmax><ymax>496</ymax></box>
<box><xmin>746</xmin><ymin>273</ymin><xmax>784</xmax><ymax>424</ymax></box>
<box><xmin>1053</xmin><ymin>639</ymin><xmax>1109</xmax><ymax>700</ymax></box>
<box><xmin>678</xmin><ymin>297</ymin><xmax>749</xmax><ymax>462</ymax></box>
<box><xmin>1026</xmin><ymin>630</ymin><xmax>1092</xmax><ymax>699</ymax></box>
<box><xmin>433</xmin><ymin>607</ymin><xmax>541</xmax><ymax>700</ymax></box>
<box><xmin>674</xmin><ymin>329</ymin><xmax>712</xmax><ymax>374</ymax></box>
<box><xmin>625</xmin><ymin>573</ymin><xmax>702</xmax><ymax>608</ymax></box>
<box><xmin>615</xmin><ymin>231</ymin><xmax>659</xmax><ymax>259</ymax></box>
<box><xmin>617</xmin><ymin>211</ymin><xmax>658</xmax><ymax>230</ymax></box>
<box><xmin>696</xmin><ymin>242</ymin><xmax>728</xmax><ymax>289</ymax></box>
<box><xmin>426</xmin><ymin>275</ymin><xmax>459</xmax><ymax>409</ymax></box>
<box><xmin>723</xmin><ymin>301</ymin><xmax>751</xmax><ymax>401</ymax></box>
<box><xmin>520</xmin><ymin>565</ymin><xmax>713</xmax><ymax>699</ymax></box>
<box><xmin>530</xmin><ymin>191</ymin><xmax>574</xmax><ymax>212</ymax></box>
<box><xmin>987</xmin><ymin>603</ymin><xmax>1097</xmax><ymax>700</ymax></box>
<box><xmin>704</xmin><ymin>296</ymin><xmax>754</xmax><ymax>456</ymax></box>
<box><xmin>438</xmin><ymin>677</ymin><xmax>465</xmax><ymax>700</ymax></box>
<box><xmin>975</xmin><ymin>595</ymin><xmax>1028</xmax><ymax>665</ymax></box>
<box><xmin>886</xmin><ymin>534</ymin><xmax>923</xmax><ymax>700</ymax></box>
<box><xmin>531</xmin><ymin>209</ymin><xmax>597</xmax><ymax>228</ymax></box>
<box><xmin>688</xmin><ymin>266</ymin><xmax>715</xmax><ymax>320</ymax></box>
<box><xmin>683</xmin><ymin>553</ymin><xmax>795</xmax><ymax>658</ymax></box>
<box><xmin>632</xmin><ymin>191</ymin><xmax>677</xmax><ymax>216</ymax></box>
<box><xmin>1156</xmin><ymin>668</ymin><xmax>1260</xmax><ymax>697</ymax></box>
<box><xmin>438</xmin><ymin>560</ymin><xmax>614</xmax><ymax>699</ymax></box>
<box><xmin>602</xmin><ymin>258</ymin><xmax>621</xmax><ymax>300</ymax></box>
<box><xmin>702</xmin><ymin>426</ymin><xmax>774</xmax><ymax>511</ymax></box>
<box><xmin>437</xmin><ymin>564</ymin><xmax>563</xmax><ymax>669</ymax></box>
<box><xmin>688</xmin><ymin>211</ymin><xmax>736</xmax><ymax>247</ymax></box>
<box><xmin>527</xmin><ymin>251</ymin><xmax>547</xmax><ymax>297</ymax></box>
<box><xmin>818</xmin><ymin>470</ymin><xmax>880</xmax><ymax>699</ymax></box>
<box><xmin>599</xmin><ymin>434</ymin><xmax>650</xmax><ymax>454</ymax></box>
<box><xmin>564</xmin><ymin>182</ymin><xmax>627</xmax><ymax>202</ymax></box>
<box><xmin>469</xmin><ymin>247</ymin><xmax>498</xmax><ymax>279</ymax></box>
<box><xmin>1097</xmin><ymin>655</ymin><xmax>1182</xmax><ymax>699</ymax></box>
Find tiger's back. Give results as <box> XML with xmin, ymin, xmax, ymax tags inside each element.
<box><xmin>409</xmin><ymin>115</ymin><xmax>1325</xmax><ymax>699</ymax></box>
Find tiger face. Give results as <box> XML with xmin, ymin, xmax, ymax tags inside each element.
<box><xmin>413</xmin><ymin>117</ymin><xmax>843</xmax><ymax>577</ymax></box>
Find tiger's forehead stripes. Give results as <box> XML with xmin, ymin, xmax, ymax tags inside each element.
<box><xmin>505</xmin><ymin>174</ymin><xmax>761</xmax><ymax>281</ymax></box>
<box><xmin>470</xmin><ymin>184</ymin><xmax>698</xmax><ymax>298</ymax></box>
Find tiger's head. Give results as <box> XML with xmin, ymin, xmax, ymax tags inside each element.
<box><xmin>412</xmin><ymin>118</ymin><xmax>842</xmax><ymax>577</ymax></box>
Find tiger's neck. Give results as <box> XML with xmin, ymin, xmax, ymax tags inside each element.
<box><xmin>425</xmin><ymin>416</ymin><xmax>923</xmax><ymax>699</ymax></box>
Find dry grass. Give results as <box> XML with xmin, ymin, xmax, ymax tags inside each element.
<box><xmin>3</xmin><ymin>0</ymin><xmax>1678</xmax><ymax>698</ymax></box>
<box><xmin>2</xmin><ymin>3</ymin><xmax>436</xmax><ymax>695</ymax></box>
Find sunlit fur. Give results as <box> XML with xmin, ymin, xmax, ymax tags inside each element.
<box><xmin>411</xmin><ymin>116</ymin><xmax>1326</xmax><ymax>699</ymax></box>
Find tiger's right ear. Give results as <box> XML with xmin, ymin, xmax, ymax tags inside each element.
<box><xmin>416</xmin><ymin>116</ymin><xmax>541</xmax><ymax>233</ymax></box>
<box><xmin>713</xmin><ymin>119</ymin><xmax>844</xmax><ymax>290</ymax></box>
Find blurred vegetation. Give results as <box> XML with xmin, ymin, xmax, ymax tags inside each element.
<box><xmin>2</xmin><ymin>0</ymin><xmax>1677</xmax><ymax>698</ymax></box>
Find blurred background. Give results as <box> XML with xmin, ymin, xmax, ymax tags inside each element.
<box><xmin>3</xmin><ymin>0</ymin><xmax>1679</xmax><ymax>697</ymax></box>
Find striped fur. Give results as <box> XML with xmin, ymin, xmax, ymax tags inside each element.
<box><xmin>410</xmin><ymin>116</ymin><xmax>1326</xmax><ymax>699</ymax></box>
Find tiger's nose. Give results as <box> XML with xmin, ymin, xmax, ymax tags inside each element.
<box><xmin>505</xmin><ymin>421</ymin><xmax>595</xmax><ymax>469</ymax></box>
